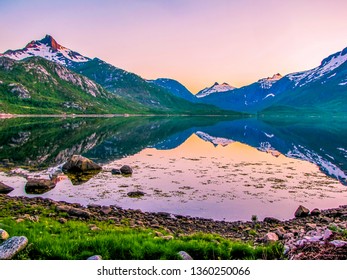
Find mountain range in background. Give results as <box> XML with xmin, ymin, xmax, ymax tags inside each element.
<box><xmin>0</xmin><ymin>34</ymin><xmax>346</xmax><ymax>115</ymax></box>
<box><xmin>153</xmin><ymin>50</ymin><xmax>347</xmax><ymax>114</ymax></box>
<box><xmin>0</xmin><ymin>35</ymin><xmax>228</xmax><ymax>115</ymax></box>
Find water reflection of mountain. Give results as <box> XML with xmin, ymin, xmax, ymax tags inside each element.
<box><xmin>0</xmin><ymin>116</ymin><xmax>347</xmax><ymax>185</ymax></box>
<box><xmin>0</xmin><ymin>117</ymin><xmax>231</xmax><ymax>169</ymax></box>
<box><xmin>155</xmin><ymin>118</ymin><xmax>347</xmax><ymax>185</ymax></box>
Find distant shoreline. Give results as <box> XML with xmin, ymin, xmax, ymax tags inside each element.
<box><xmin>0</xmin><ymin>113</ymin><xmax>244</xmax><ymax>118</ymax></box>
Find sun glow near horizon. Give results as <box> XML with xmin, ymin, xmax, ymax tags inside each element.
<box><xmin>0</xmin><ymin>0</ymin><xmax>346</xmax><ymax>92</ymax></box>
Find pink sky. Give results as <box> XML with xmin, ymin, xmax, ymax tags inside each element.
<box><xmin>0</xmin><ymin>0</ymin><xmax>346</xmax><ymax>93</ymax></box>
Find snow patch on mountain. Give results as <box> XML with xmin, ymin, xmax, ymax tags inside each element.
<box><xmin>287</xmin><ymin>48</ymin><xmax>347</xmax><ymax>86</ymax></box>
<box><xmin>1</xmin><ymin>35</ymin><xmax>90</xmax><ymax>66</ymax></box>
<box><xmin>258</xmin><ymin>73</ymin><xmax>282</xmax><ymax>89</ymax></box>
<box><xmin>196</xmin><ymin>82</ymin><xmax>235</xmax><ymax>98</ymax></box>
<box><xmin>263</xmin><ymin>93</ymin><xmax>275</xmax><ymax>99</ymax></box>
<box><xmin>195</xmin><ymin>131</ymin><xmax>234</xmax><ymax>146</ymax></box>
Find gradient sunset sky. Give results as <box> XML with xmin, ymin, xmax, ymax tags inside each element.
<box><xmin>1</xmin><ymin>0</ymin><xmax>346</xmax><ymax>93</ymax></box>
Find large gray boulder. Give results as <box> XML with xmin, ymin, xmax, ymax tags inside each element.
<box><xmin>0</xmin><ymin>182</ymin><xmax>14</xmax><ymax>194</ymax></box>
<box><xmin>0</xmin><ymin>236</ymin><xmax>28</xmax><ymax>260</ymax></box>
<box><xmin>62</xmin><ymin>155</ymin><xmax>102</xmax><ymax>173</ymax></box>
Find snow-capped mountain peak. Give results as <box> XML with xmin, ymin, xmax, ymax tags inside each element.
<box><xmin>196</xmin><ymin>82</ymin><xmax>236</xmax><ymax>98</ymax></box>
<box><xmin>257</xmin><ymin>73</ymin><xmax>282</xmax><ymax>89</ymax></box>
<box><xmin>1</xmin><ymin>35</ymin><xmax>90</xmax><ymax>66</ymax></box>
<box><xmin>287</xmin><ymin>47</ymin><xmax>347</xmax><ymax>86</ymax></box>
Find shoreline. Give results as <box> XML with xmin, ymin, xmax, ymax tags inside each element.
<box><xmin>2</xmin><ymin>194</ymin><xmax>347</xmax><ymax>259</ymax></box>
<box><xmin>0</xmin><ymin>113</ymin><xmax>245</xmax><ymax>118</ymax></box>
<box><xmin>2</xmin><ymin>195</ymin><xmax>347</xmax><ymax>253</ymax></box>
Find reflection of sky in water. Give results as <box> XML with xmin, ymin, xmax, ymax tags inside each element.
<box><xmin>3</xmin><ymin>133</ymin><xmax>347</xmax><ymax>222</ymax></box>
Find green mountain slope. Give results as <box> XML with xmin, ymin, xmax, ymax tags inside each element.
<box><xmin>0</xmin><ymin>57</ymin><xmax>150</xmax><ymax>114</ymax></box>
<box><xmin>71</xmin><ymin>58</ymin><xmax>230</xmax><ymax>114</ymax></box>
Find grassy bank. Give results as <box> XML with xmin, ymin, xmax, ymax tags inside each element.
<box><xmin>0</xmin><ymin>197</ymin><xmax>284</xmax><ymax>260</ymax></box>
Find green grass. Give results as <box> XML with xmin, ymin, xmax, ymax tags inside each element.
<box><xmin>0</xmin><ymin>203</ymin><xmax>284</xmax><ymax>260</ymax></box>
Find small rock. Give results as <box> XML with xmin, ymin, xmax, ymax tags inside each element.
<box><xmin>323</xmin><ymin>229</ymin><xmax>334</xmax><ymax>241</ymax></box>
<box><xmin>263</xmin><ymin>217</ymin><xmax>281</xmax><ymax>224</ymax></box>
<box><xmin>25</xmin><ymin>179</ymin><xmax>55</xmax><ymax>194</ymax></box>
<box><xmin>162</xmin><ymin>235</ymin><xmax>174</xmax><ymax>240</ymax></box>
<box><xmin>90</xmin><ymin>226</ymin><xmax>101</xmax><ymax>231</ymax></box>
<box><xmin>15</xmin><ymin>218</ymin><xmax>25</xmax><ymax>223</ymax></box>
<box><xmin>340</xmin><ymin>214</ymin><xmax>347</xmax><ymax>220</ymax></box>
<box><xmin>120</xmin><ymin>165</ymin><xmax>133</xmax><ymax>175</ymax></box>
<box><xmin>68</xmin><ymin>208</ymin><xmax>92</xmax><ymax>218</ymax></box>
<box><xmin>263</xmin><ymin>232</ymin><xmax>279</xmax><ymax>242</ymax></box>
<box><xmin>329</xmin><ymin>240</ymin><xmax>347</xmax><ymax>247</ymax></box>
<box><xmin>304</xmin><ymin>235</ymin><xmax>322</xmax><ymax>242</ymax></box>
<box><xmin>127</xmin><ymin>191</ymin><xmax>145</xmax><ymax>198</ymax></box>
<box><xmin>56</xmin><ymin>205</ymin><xmax>71</xmax><ymax>213</ymax></box>
<box><xmin>62</xmin><ymin>155</ymin><xmax>102</xmax><ymax>173</ymax></box>
<box><xmin>294</xmin><ymin>205</ymin><xmax>310</xmax><ymax>218</ymax></box>
<box><xmin>154</xmin><ymin>231</ymin><xmax>163</xmax><ymax>237</ymax></box>
<box><xmin>0</xmin><ymin>229</ymin><xmax>10</xmax><ymax>241</ymax></box>
<box><xmin>296</xmin><ymin>239</ymin><xmax>308</xmax><ymax>248</ymax></box>
<box><xmin>111</xmin><ymin>169</ymin><xmax>121</xmax><ymax>175</ymax></box>
<box><xmin>283</xmin><ymin>245</ymin><xmax>290</xmax><ymax>255</ymax></box>
<box><xmin>58</xmin><ymin>218</ymin><xmax>67</xmax><ymax>224</ymax></box>
<box><xmin>306</xmin><ymin>223</ymin><xmax>317</xmax><ymax>230</ymax></box>
<box><xmin>0</xmin><ymin>236</ymin><xmax>28</xmax><ymax>260</ymax></box>
<box><xmin>321</xmin><ymin>217</ymin><xmax>333</xmax><ymax>223</ymax></box>
<box><xmin>274</xmin><ymin>227</ymin><xmax>286</xmax><ymax>239</ymax></box>
<box><xmin>0</xmin><ymin>182</ymin><xmax>14</xmax><ymax>194</ymax></box>
<box><xmin>283</xmin><ymin>232</ymin><xmax>294</xmax><ymax>240</ymax></box>
<box><xmin>178</xmin><ymin>251</ymin><xmax>193</xmax><ymax>260</ymax></box>
<box><xmin>310</xmin><ymin>208</ymin><xmax>321</xmax><ymax>216</ymax></box>
<box><xmin>100</xmin><ymin>206</ymin><xmax>112</xmax><ymax>215</ymax></box>
<box><xmin>87</xmin><ymin>255</ymin><xmax>102</xmax><ymax>260</ymax></box>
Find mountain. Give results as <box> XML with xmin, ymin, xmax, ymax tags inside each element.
<box><xmin>1</xmin><ymin>35</ymin><xmax>90</xmax><ymax>67</ymax></box>
<box><xmin>263</xmin><ymin>48</ymin><xmax>347</xmax><ymax>114</ymax></box>
<box><xmin>0</xmin><ymin>56</ymin><xmax>140</xmax><ymax>114</ymax></box>
<box><xmin>196</xmin><ymin>82</ymin><xmax>236</xmax><ymax>98</ymax></box>
<box><xmin>198</xmin><ymin>48</ymin><xmax>347</xmax><ymax>113</ymax></box>
<box><xmin>0</xmin><ymin>35</ymin><xmax>233</xmax><ymax>115</ymax></box>
<box><xmin>147</xmin><ymin>78</ymin><xmax>197</xmax><ymax>102</ymax></box>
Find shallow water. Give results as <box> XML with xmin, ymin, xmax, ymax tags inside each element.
<box><xmin>1</xmin><ymin>116</ymin><xmax>347</xmax><ymax>221</ymax></box>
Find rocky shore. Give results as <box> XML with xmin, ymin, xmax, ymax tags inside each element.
<box><xmin>1</xmin><ymin>194</ymin><xmax>347</xmax><ymax>260</ymax></box>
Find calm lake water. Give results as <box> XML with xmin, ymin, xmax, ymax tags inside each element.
<box><xmin>1</xmin><ymin>116</ymin><xmax>347</xmax><ymax>221</ymax></box>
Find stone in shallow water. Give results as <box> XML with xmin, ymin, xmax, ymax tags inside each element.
<box><xmin>120</xmin><ymin>165</ymin><xmax>133</xmax><ymax>175</ymax></box>
<box><xmin>0</xmin><ymin>182</ymin><xmax>14</xmax><ymax>194</ymax></box>
<box><xmin>62</xmin><ymin>155</ymin><xmax>102</xmax><ymax>173</ymax></box>
<box><xmin>0</xmin><ymin>236</ymin><xmax>28</xmax><ymax>260</ymax></box>
<box><xmin>25</xmin><ymin>179</ymin><xmax>55</xmax><ymax>194</ymax></box>
<box><xmin>111</xmin><ymin>169</ymin><xmax>121</xmax><ymax>175</ymax></box>
<box><xmin>178</xmin><ymin>251</ymin><xmax>193</xmax><ymax>260</ymax></box>
<box><xmin>0</xmin><ymin>229</ymin><xmax>10</xmax><ymax>241</ymax></box>
<box><xmin>127</xmin><ymin>191</ymin><xmax>145</xmax><ymax>198</ymax></box>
